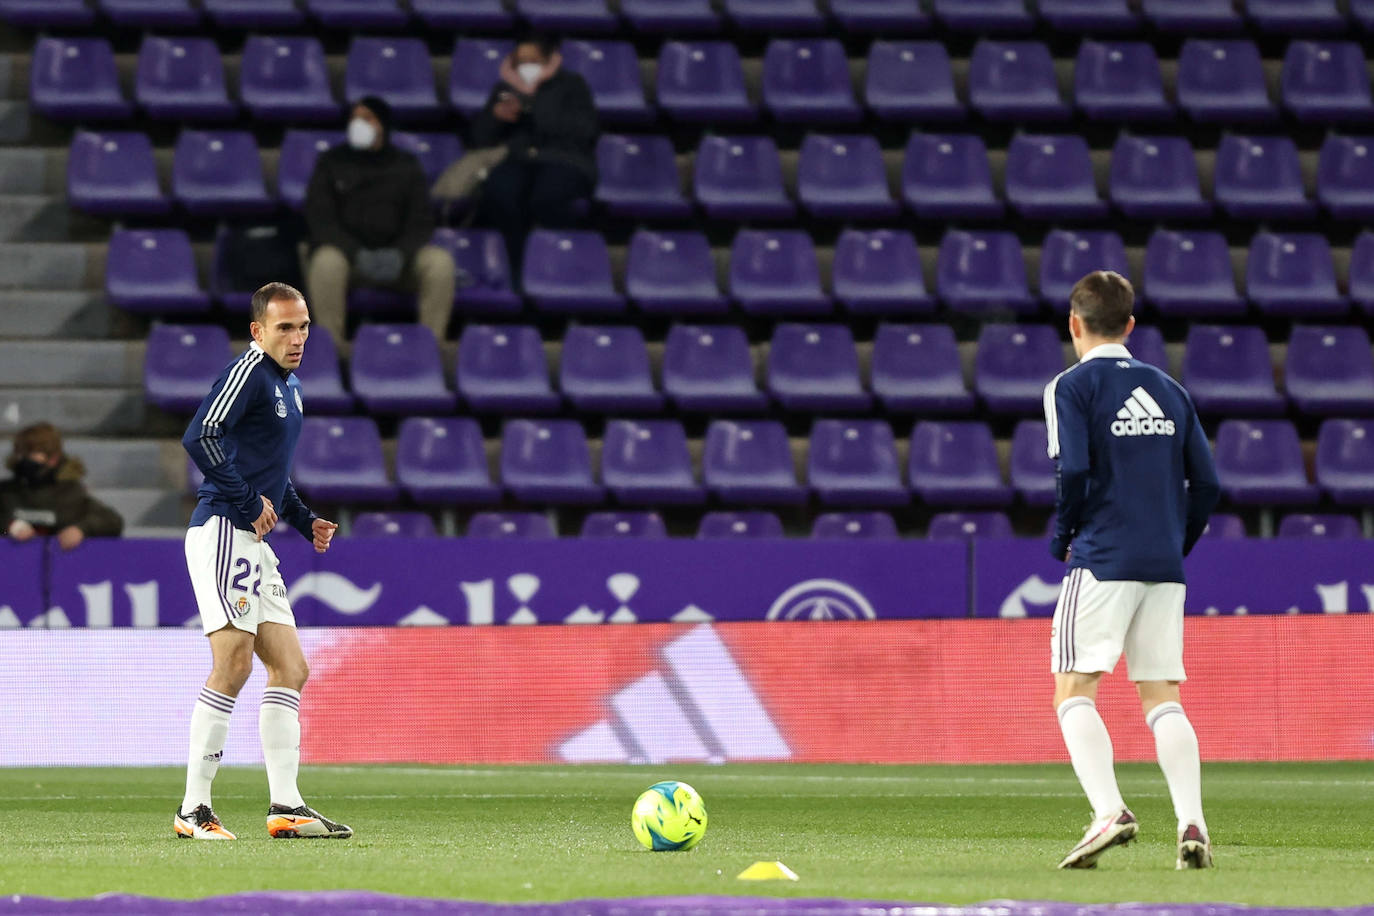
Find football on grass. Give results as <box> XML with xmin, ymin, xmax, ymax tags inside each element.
<box><xmin>631</xmin><ymin>781</ymin><xmax>708</xmax><ymax>851</ymax></box>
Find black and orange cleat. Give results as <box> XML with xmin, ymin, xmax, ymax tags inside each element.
<box><xmin>174</xmin><ymin>805</ymin><xmax>236</xmax><ymax>840</ymax></box>
<box><xmin>266</xmin><ymin>803</ymin><xmax>352</xmax><ymax>839</ymax></box>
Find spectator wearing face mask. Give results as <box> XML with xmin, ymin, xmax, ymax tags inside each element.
<box><xmin>303</xmin><ymin>96</ymin><xmax>458</xmax><ymax>342</ymax></box>
<box><xmin>470</xmin><ymin>34</ymin><xmax>598</xmax><ymax>276</ymax></box>
<box><xmin>2</xmin><ymin>422</ymin><xmax>123</xmax><ymax>550</ymax></box>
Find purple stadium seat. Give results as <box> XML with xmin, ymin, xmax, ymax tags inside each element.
<box><xmin>241</xmin><ymin>37</ymin><xmax>338</xmax><ymax>124</ymax></box>
<box><xmin>1176</xmin><ymin>40</ymin><xmax>1276</xmax><ymax>124</ymax></box>
<box><xmin>622</xmin><ymin>0</ymin><xmax>720</xmax><ymax>33</ymax></box>
<box><xmin>808</xmin><ymin>420</ymin><xmax>905</xmax><ymax>506</ymax></box>
<box><xmin>1285</xmin><ymin>326</ymin><xmax>1374</xmax><ymax>415</ymax></box>
<box><xmin>1215</xmin><ymin>136</ymin><xmax>1316</xmax><ymax>220</ymax></box>
<box><xmin>767</xmin><ymin>323</ymin><xmax>870</xmax><ymax>412</ymax></box>
<box><xmin>144</xmin><ymin>325</ymin><xmax>231</xmax><ymax>412</ymax></box>
<box><xmin>901</xmin><ymin>134</ymin><xmax>1002</xmax><ymax>220</ymax></box>
<box><xmin>1354</xmin><ymin>0</ymin><xmax>1374</xmax><ymax>31</ymax></box>
<box><xmin>694</xmin><ymin>136</ymin><xmax>795</xmax><ymax>220</ymax></box>
<box><xmin>0</xmin><ymin>0</ymin><xmax>95</xmax><ymax>27</ymax></box>
<box><xmin>969</xmin><ymin>41</ymin><xmax>1070</xmax><ymax>122</ymax></box>
<box><xmin>1317</xmin><ymin>135</ymin><xmax>1374</xmax><ymax>219</ymax></box>
<box><xmin>136</xmin><ymin>37</ymin><xmax>235</xmax><ymax>122</ymax></box>
<box><xmin>812</xmin><ymin>511</ymin><xmax>900</xmax><ymax>539</ymax></box>
<box><xmin>1142</xmin><ymin>229</ymin><xmax>1246</xmax><ymax>318</ymax></box>
<box><xmin>414</xmin><ymin>0</ymin><xmax>513</xmax><ymax>29</ymax></box>
<box><xmin>101</xmin><ymin>0</ymin><xmax>199</xmax><ymax>27</ymax></box>
<box><xmin>832</xmin><ymin>0</ymin><xmax>928</xmax><ymax>32</ymax></box>
<box><xmin>1248</xmin><ymin>0</ymin><xmax>1347</xmax><ymax>34</ymax></box>
<box><xmin>927</xmin><ymin>511</ymin><xmax>1013</xmax><ymax>539</ymax></box>
<box><xmin>934</xmin><ymin>0</ymin><xmax>1034</xmax><ymax>32</ymax></box>
<box><xmin>172</xmin><ymin>131</ymin><xmax>273</xmax><ymax>217</ymax></box>
<box><xmin>518</xmin><ymin>0</ymin><xmax>618</xmax><ymax>32</ymax></box>
<box><xmin>1214</xmin><ymin>420</ymin><xmax>1319</xmax><ymax>505</ymax></box>
<box><xmin>350</xmin><ymin>324</ymin><xmax>457</xmax><ymax>415</ymax></box>
<box><xmin>500</xmin><ymin>419</ymin><xmax>604</xmax><ymax>505</ymax></box>
<box><xmin>449</xmin><ymin>39</ymin><xmax>513</xmax><ymax>119</ymax></box>
<box><xmin>797</xmin><ymin>134</ymin><xmax>897</xmax><ymax>219</ymax></box>
<box><xmin>68</xmin><ymin>131</ymin><xmax>170</xmax><ymax>217</ymax></box>
<box><xmin>1124</xmin><ymin>325</ymin><xmax>1169</xmax><ymax>376</ymax></box>
<box><xmin>1246</xmin><ymin>232</ymin><xmax>1347</xmax><ymax>319</ymax></box>
<box><xmin>391</xmin><ymin>131</ymin><xmax>464</xmax><ymax>185</ymax></box>
<box><xmin>865</xmin><ymin>42</ymin><xmax>963</xmax><ymax>122</ymax></box>
<box><xmin>560</xmin><ymin>325</ymin><xmax>664</xmax><ymax>412</ymax></box>
<box><xmin>937</xmin><ymin>230</ymin><xmax>1036</xmax><ymax>316</ymax></box>
<box><xmin>294</xmin><ymin>417</ymin><xmax>400</xmax><ymax>504</ymax></box>
<box><xmin>352</xmin><ymin>511</ymin><xmax>437</xmax><ymax>538</ymax></box>
<box><xmin>278</xmin><ymin>131</ymin><xmax>342</xmax><ymax>210</ymax></box>
<box><xmin>562</xmin><ymin>40</ymin><xmax>652</xmax><ymax>124</ymax></box>
<box><xmin>595</xmin><ymin>135</ymin><xmax>691</xmax><ymax>220</ymax></box>
<box><xmin>1010</xmin><ymin>419</ymin><xmax>1055</xmax><ymax>506</ymax></box>
<box><xmin>602</xmin><ymin>419</ymin><xmax>705</xmax><ymax>505</ymax></box>
<box><xmin>626</xmin><ymin>231</ymin><xmax>727</xmax><ymax>315</ymax></box>
<box><xmin>1277</xmin><ymin>514</ymin><xmax>1362</xmax><ymax>538</ymax></box>
<box><xmin>1075</xmin><ymin>41</ymin><xmax>1171</xmax><ymax>121</ymax></box>
<box><xmin>204</xmin><ymin>0</ymin><xmax>304</xmax><ymax>28</ymax></box>
<box><xmin>344</xmin><ymin>38</ymin><xmax>441</xmax><ymax>122</ymax></box>
<box><xmin>456</xmin><ymin>325</ymin><xmax>561</xmax><ymax>414</ymax></box>
<box><xmin>731</xmin><ymin>230</ymin><xmax>830</xmax><ymax>317</ymax></box>
<box><xmin>1203</xmin><ymin>514</ymin><xmax>1247</xmax><ymax>538</ymax></box>
<box><xmin>580</xmin><ymin>512</ymin><xmax>668</xmax><ymax>539</ymax></box>
<box><xmin>522</xmin><ymin>231</ymin><xmax>625</xmax><ymax>314</ymax></box>
<box><xmin>703</xmin><ymin>420</ymin><xmax>806</xmax><ymax>505</ymax></box>
<box><xmin>1317</xmin><ymin>420</ymin><xmax>1374</xmax><ymax>504</ymax></box>
<box><xmin>1282</xmin><ymin>41</ymin><xmax>1374</xmax><ymax>123</ymax></box>
<box><xmin>1182</xmin><ymin>325</ymin><xmax>1285</xmax><ymax>416</ymax></box>
<box><xmin>656</xmin><ymin>41</ymin><xmax>755</xmax><ymax>123</ymax></box>
<box><xmin>697</xmin><ymin>512</ymin><xmax>784</xmax><ymax>539</ymax></box>
<box><xmin>724</xmin><ymin>0</ymin><xmax>825</xmax><ymax>31</ymax></box>
<box><xmin>31</xmin><ymin>38</ymin><xmax>131</xmax><ymax>122</ymax></box>
<box><xmin>976</xmin><ymin>324</ymin><xmax>1065</xmax><ymax>415</ymax></box>
<box><xmin>762</xmin><ymin>39</ymin><xmax>861</xmax><ymax>124</ymax></box>
<box><xmin>1005</xmin><ymin>134</ymin><xmax>1108</xmax><ymax>220</ymax></box>
<box><xmin>307</xmin><ymin>0</ymin><xmax>408</xmax><ymax>29</ymax></box>
<box><xmin>909</xmin><ymin>421</ymin><xmax>1012</xmax><ymax>507</ymax></box>
<box><xmin>871</xmin><ymin>323</ymin><xmax>974</xmax><ymax>414</ymax></box>
<box><xmin>291</xmin><ymin>325</ymin><xmax>353</xmax><ymax>415</ymax></box>
<box><xmin>106</xmin><ymin>229</ymin><xmax>210</xmax><ymax>315</ymax></box>
<box><xmin>663</xmin><ymin>324</ymin><xmax>768</xmax><ymax>412</ymax></box>
<box><xmin>467</xmin><ymin>513</ymin><xmax>556</xmax><ymax>539</ymax></box>
<box><xmin>429</xmin><ymin>229</ymin><xmax>522</xmax><ymax>316</ymax></box>
<box><xmin>832</xmin><ymin>229</ymin><xmax>934</xmax><ymax>316</ymax></box>
<box><xmin>1352</xmin><ymin>231</ymin><xmax>1374</xmax><ymax>315</ymax></box>
<box><xmin>396</xmin><ymin>417</ymin><xmax>500</xmax><ymax>505</ymax></box>
<box><xmin>1142</xmin><ymin>0</ymin><xmax>1243</xmax><ymax>32</ymax></box>
<box><xmin>1110</xmin><ymin>135</ymin><xmax>1209</xmax><ymax>220</ymax></box>
<box><xmin>1039</xmin><ymin>0</ymin><xmax>1137</xmax><ymax>31</ymax></box>
<box><xmin>1039</xmin><ymin>230</ymin><xmax>1130</xmax><ymax>312</ymax></box>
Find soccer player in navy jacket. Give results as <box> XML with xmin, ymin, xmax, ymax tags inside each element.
<box><xmin>175</xmin><ymin>282</ymin><xmax>349</xmax><ymax>841</ymax></box>
<box><xmin>1043</xmin><ymin>271</ymin><xmax>1220</xmax><ymax>870</ymax></box>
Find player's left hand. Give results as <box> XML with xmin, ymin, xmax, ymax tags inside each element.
<box><xmin>56</xmin><ymin>525</ymin><xmax>84</xmax><ymax>551</ymax></box>
<box><xmin>312</xmin><ymin>518</ymin><xmax>338</xmax><ymax>554</ymax></box>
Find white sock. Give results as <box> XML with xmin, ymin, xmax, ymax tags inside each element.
<box><xmin>1147</xmin><ymin>701</ymin><xmax>1206</xmax><ymax>832</ymax></box>
<box><xmin>182</xmin><ymin>686</ymin><xmax>234</xmax><ymax>814</ymax></box>
<box><xmin>1057</xmin><ymin>696</ymin><xmax>1126</xmax><ymax>820</ymax></box>
<box><xmin>260</xmin><ymin>687</ymin><xmax>305</xmax><ymax>809</ymax></box>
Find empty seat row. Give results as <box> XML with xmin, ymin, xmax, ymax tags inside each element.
<box><xmin>31</xmin><ymin>36</ymin><xmax>1374</xmax><ymax>129</ymax></box>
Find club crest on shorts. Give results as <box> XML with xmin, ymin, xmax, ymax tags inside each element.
<box><xmin>234</xmin><ymin>595</ymin><xmax>250</xmax><ymax>616</ymax></box>
<box><xmin>275</xmin><ymin>399</ymin><xmax>287</xmax><ymax>418</ymax></box>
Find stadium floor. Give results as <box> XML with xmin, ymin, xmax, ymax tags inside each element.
<box><xmin>0</xmin><ymin>763</ymin><xmax>1370</xmax><ymax>907</ymax></box>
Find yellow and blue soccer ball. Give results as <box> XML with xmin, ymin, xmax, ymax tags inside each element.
<box><xmin>631</xmin><ymin>781</ymin><xmax>708</xmax><ymax>851</ymax></box>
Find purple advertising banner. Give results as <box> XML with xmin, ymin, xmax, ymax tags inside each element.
<box><xmin>972</xmin><ymin>536</ymin><xmax>1374</xmax><ymax>618</ymax></box>
<box><xmin>0</xmin><ymin>541</ymin><xmax>44</xmax><ymax>625</ymax></box>
<box><xmin>30</xmin><ymin>536</ymin><xmax>969</xmax><ymax>628</ymax></box>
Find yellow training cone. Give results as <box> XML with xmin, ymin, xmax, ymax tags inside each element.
<box><xmin>737</xmin><ymin>861</ymin><xmax>799</xmax><ymax>881</ymax></box>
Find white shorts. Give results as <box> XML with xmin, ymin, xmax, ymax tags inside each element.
<box><xmin>1050</xmin><ymin>567</ymin><xmax>1186</xmax><ymax>682</ymax></box>
<box><xmin>185</xmin><ymin>516</ymin><xmax>294</xmax><ymax>636</ymax></box>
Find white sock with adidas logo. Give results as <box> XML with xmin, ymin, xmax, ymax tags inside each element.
<box><xmin>182</xmin><ymin>686</ymin><xmax>235</xmax><ymax>814</ymax></box>
<box><xmin>260</xmin><ymin>687</ymin><xmax>306</xmax><ymax>809</ymax></box>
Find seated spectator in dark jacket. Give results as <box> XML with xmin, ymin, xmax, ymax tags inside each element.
<box><xmin>304</xmin><ymin>96</ymin><xmax>457</xmax><ymax>341</ymax></box>
<box><xmin>470</xmin><ymin>35</ymin><xmax>599</xmax><ymax>276</ymax></box>
<box><xmin>2</xmin><ymin>422</ymin><xmax>123</xmax><ymax>550</ymax></box>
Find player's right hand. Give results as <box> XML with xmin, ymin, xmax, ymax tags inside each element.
<box><xmin>253</xmin><ymin>496</ymin><xmax>277</xmax><ymax>541</ymax></box>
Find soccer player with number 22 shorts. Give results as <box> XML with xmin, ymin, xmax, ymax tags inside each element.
<box><xmin>1042</xmin><ymin>271</ymin><xmax>1220</xmax><ymax>871</ymax></box>
<box><xmin>174</xmin><ymin>282</ymin><xmax>350</xmax><ymax>841</ymax></box>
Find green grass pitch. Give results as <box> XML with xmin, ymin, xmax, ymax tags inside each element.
<box><xmin>1</xmin><ymin>763</ymin><xmax>1371</xmax><ymax>905</ymax></box>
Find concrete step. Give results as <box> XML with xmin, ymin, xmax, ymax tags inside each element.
<box><xmin>0</xmin><ymin>194</ymin><xmax>71</xmax><ymax>241</ymax></box>
<box><xmin>0</xmin><ymin>148</ymin><xmax>59</xmax><ymax>193</ymax></box>
<box><xmin>0</xmin><ymin>241</ymin><xmax>99</xmax><ymax>290</ymax></box>
<box><xmin>0</xmin><ymin>290</ymin><xmax>138</xmax><ymax>339</ymax></box>
<box><xmin>59</xmin><ymin>437</ymin><xmax>187</xmax><ymax>489</ymax></box>
<box><xmin>0</xmin><ymin>340</ymin><xmax>145</xmax><ymax>386</ymax></box>
<box><xmin>90</xmin><ymin>486</ymin><xmax>188</xmax><ymax>529</ymax></box>
<box><xmin>0</xmin><ymin>386</ymin><xmax>145</xmax><ymax>435</ymax></box>
<box><xmin>0</xmin><ymin>99</ymin><xmax>29</xmax><ymax>144</ymax></box>
<box><xmin>123</xmin><ymin>525</ymin><xmax>187</xmax><ymax>539</ymax></box>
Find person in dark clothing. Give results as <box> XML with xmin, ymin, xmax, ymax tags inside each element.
<box><xmin>304</xmin><ymin>96</ymin><xmax>456</xmax><ymax>342</ymax></box>
<box><xmin>2</xmin><ymin>421</ymin><xmax>123</xmax><ymax>550</ymax></box>
<box><xmin>469</xmin><ymin>35</ymin><xmax>599</xmax><ymax>277</ymax></box>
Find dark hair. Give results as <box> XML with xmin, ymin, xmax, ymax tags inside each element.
<box><xmin>516</xmin><ymin>32</ymin><xmax>560</xmax><ymax>57</ymax></box>
<box><xmin>1069</xmin><ymin>270</ymin><xmax>1134</xmax><ymax>337</ymax></box>
<box><xmin>250</xmin><ymin>282</ymin><xmax>305</xmax><ymax>324</ymax></box>
<box><xmin>7</xmin><ymin>422</ymin><xmax>61</xmax><ymax>469</ymax></box>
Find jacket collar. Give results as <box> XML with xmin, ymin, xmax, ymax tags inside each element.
<box><xmin>1079</xmin><ymin>342</ymin><xmax>1133</xmax><ymax>363</ymax></box>
<box><xmin>249</xmin><ymin>340</ymin><xmax>292</xmax><ymax>379</ymax></box>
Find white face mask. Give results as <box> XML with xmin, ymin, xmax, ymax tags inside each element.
<box><xmin>347</xmin><ymin>117</ymin><xmax>378</xmax><ymax>151</ymax></box>
<box><xmin>517</xmin><ymin>62</ymin><xmax>544</xmax><ymax>86</ymax></box>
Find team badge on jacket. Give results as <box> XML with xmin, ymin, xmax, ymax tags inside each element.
<box><xmin>275</xmin><ymin>400</ymin><xmax>287</xmax><ymax>418</ymax></box>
